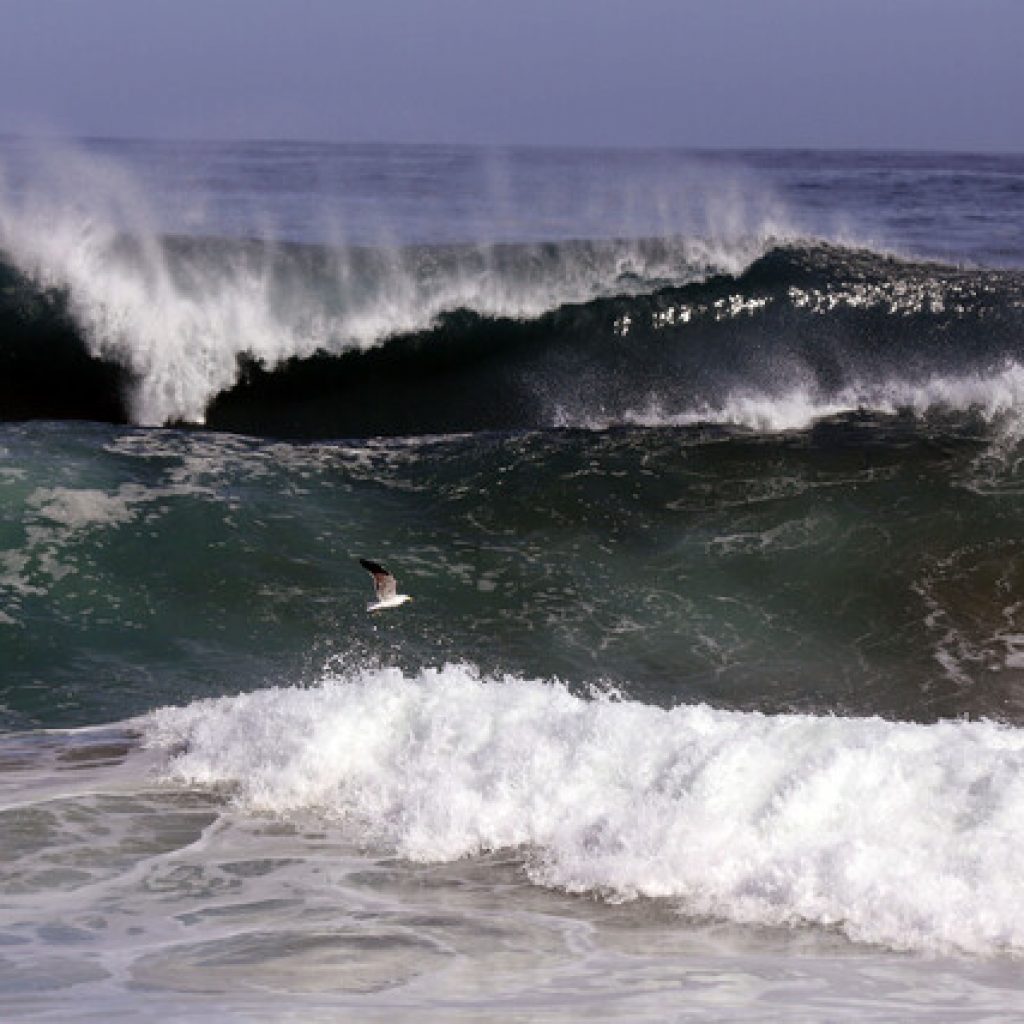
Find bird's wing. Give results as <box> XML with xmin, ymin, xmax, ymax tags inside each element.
<box><xmin>359</xmin><ymin>558</ymin><xmax>397</xmax><ymax>600</ymax></box>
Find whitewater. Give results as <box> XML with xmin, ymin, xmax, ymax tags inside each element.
<box><xmin>145</xmin><ymin>663</ymin><xmax>1024</xmax><ymax>957</ymax></box>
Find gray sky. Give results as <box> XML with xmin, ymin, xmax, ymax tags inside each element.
<box><xmin>2</xmin><ymin>0</ymin><xmax>1021</xmax><ymax>151</ymax></box>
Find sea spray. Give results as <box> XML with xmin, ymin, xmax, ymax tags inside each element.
<box><xmin>0</xmin><ymin>144</ymin><xmax>786</xmax><ymax>426</ymax></box>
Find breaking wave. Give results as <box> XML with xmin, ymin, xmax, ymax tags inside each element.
<box><xmin>0</xmin><ymin>147</ymin><xmax>779</xmax><ymax>426</ymax></box>
<box><xmin>1</xmin><ymin>148</ymin><xmax>1023</xmax><ymax>437</ymax></box>
<box><xmin>144</xmin><ymin>662</ymin><xmax>1024</xmax><ymax>956</ymax></box>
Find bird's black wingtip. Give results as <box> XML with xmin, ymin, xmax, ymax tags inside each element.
<box><xmin>359</xmin><ymin>557</ymin><xmax>388</xmax><ymax>575</ymax></box>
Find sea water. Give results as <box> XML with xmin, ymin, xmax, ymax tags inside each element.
<box><xmin>2</xmin><ymin>139</ymin><xmax>1024</xmax><ymax>1020</ymax></box>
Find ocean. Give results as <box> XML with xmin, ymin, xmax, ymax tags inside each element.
<box><xmin>2</xmin><ymin>138</ymin><xmax>1024</xmax><ymax>1020</ymax></box>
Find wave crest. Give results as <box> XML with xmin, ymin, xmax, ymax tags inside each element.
<box><xmin>3</xmin><ymin>147</ymin><xmax>1024</xmax><ymax>438</ymax></box>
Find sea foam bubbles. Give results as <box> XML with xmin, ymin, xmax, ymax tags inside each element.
<box><xmin>143</xmin><ymin>662</ymin><xmax>1024</xmax><ymax>956</ymax></box>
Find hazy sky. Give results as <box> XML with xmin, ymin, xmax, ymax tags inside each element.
<box><xmin>2</xmin><ymin>0</ymin><xmax>1021</xmax><ymax>151</ymax></box>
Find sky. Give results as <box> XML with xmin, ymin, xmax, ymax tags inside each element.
<box><xmin>1</xmin><ymin>0</ymin><xmax>1021</xmax><ymax>152</ymax></box>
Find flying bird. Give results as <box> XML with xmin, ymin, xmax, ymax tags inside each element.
<box><xmin>359</xmin><ymin>558</ymin><xmax>413</xmax><ymax>612</ymax></box>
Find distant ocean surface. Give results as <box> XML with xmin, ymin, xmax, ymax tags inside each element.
<box><xmin>3</xmin><ymin>139</ymin><xmax>1024</xmax><ymax>1021</ymax></box>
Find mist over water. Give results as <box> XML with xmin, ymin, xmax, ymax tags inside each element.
<box><xmin>4</xmin><ymin>140</ymin><xmax>1024</xmax><ymax>1020</ymax></box>
<box><xmin>0</xmin><ymin>141</ymin><xmax>798</xmax><ymax>425</ymax></box>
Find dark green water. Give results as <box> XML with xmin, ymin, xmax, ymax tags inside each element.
<box><xmin>4</xmin><ymin>415</ymin><xmax>1023</xmax><ymax>730</ymax></box>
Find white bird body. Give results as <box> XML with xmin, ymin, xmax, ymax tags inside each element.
<box><xmin>359</xmin><ymin>558</ymin><xmax>412</xmax><ymax>612</ymax></box>
<box><xmin>367</xmin><ymin>593</ymin><xmax>413</xmax><ymax>612</ymax></box>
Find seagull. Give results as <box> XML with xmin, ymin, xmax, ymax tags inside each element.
<box><xmin>359</xmin><ymin>558</ymin><xmax>413</xmax><ymax>612</ymax></box>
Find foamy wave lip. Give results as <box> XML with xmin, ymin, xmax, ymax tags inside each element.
<box><xmin>143</xmin><ymin>662</ymin><xmax>1024</xmax><ymax>956</ymax></box>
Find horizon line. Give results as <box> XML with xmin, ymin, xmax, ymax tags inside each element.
<box><xmin>0</xmin><ymin>130</ymin><xmax>1021</xmax><ymax>161</ymax></box>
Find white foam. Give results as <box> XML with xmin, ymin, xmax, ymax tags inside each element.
<box><xmin>143</xmin><ymin>662</ymin><xmax>1024</xmax><ymax>956</ymax></box>
<box><xmin>572</xmin><ymin>361</ymin><xmax>1024</xmax><ymax>435</ymax></box>
<box><xmin>27</xmin><ymin>486</ymin><xmax>142</xmax><ymax>529</ymax></box>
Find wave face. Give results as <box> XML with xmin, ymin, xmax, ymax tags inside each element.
<box><xmin>0</xmin><ymin>232</ymin><xmax>760</xmax><ymax>428</ymax></box>
<box><xmin>205</xmin><ymin>242</ymin><xmax>1024</xmax><ymax>438</ymax></box>
<box><xmin>2</xmin><ymin>228</ymin><xmax>1023</xmax><ymax>436</ymax></box>
<box><xmin>144</xmin><ymin>663</ymin><xmax>1024</xmax><ymax>956</ymax></box>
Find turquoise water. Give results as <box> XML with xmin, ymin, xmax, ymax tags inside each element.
<box><xmin>5</xmin><ymin>417</ymin><xmax>1024</xmax><ymax>731</ymax></box>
